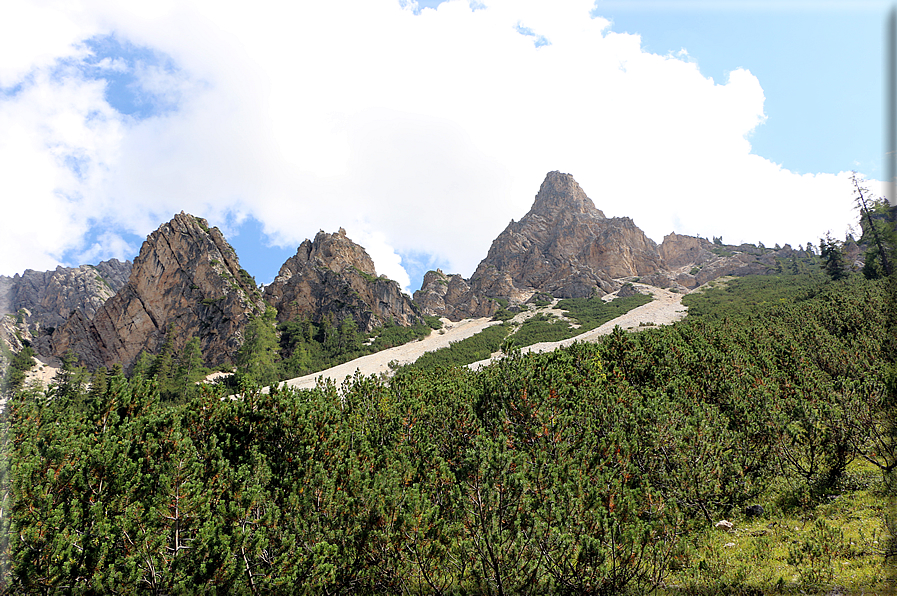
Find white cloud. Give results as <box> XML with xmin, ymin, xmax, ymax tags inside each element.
<box><xmin>0</xmin><ymin>0</ymin><xmax>879</xmax><ymax>284</ymax></box>
<box><xmin>0</xmin><ymin>66</ymin><xmax>124</xmax><ymax>275</ymax></box>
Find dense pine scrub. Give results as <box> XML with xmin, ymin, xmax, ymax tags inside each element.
<box><xmin>680</xmin><ymin>271</ymin><xmax>827</xmax><ymax>319</ymax></box>
<box><xmin>409</xmin><ymin>322</ymin><xmax>511</xmax><ymax>369</ymax></box>
<box><xmin>2</xmin><ymin>275</ymin><xmax>893</xmax><ymax>593</ymax></box>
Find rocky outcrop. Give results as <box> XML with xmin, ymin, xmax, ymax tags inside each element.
<box><xmin>413</xmin><ymin>172</ymin><xmax>825</xmax><ymax>320</ymax></box>
<box><xmin>659</xmin><ymin>233</ymin><xmax>712</xmax><ymax>269</ymax></box>
<box><xmin>264</xmin><ymin>228</ymin><xmax>422</xmax><ymax>331</ymax></box>
<box><xmin>413</xmin><ymin>269</ymin><xmax>501</xmax><ymax>320</ymax></box>
<box><xmin>50</xmin><ymin>213</ymin><xmax>266</xmax><ymax>371</ymax></box>
<box><xmin>0</xmin><ymin>259</ymin><xmax>132</xmax><ymax>347</ymax></box>
<box><xmin>417</xmin><ymin>172</ymin><xmax>666</xmax><ymax>320</ymax></box>
<box><xmin>468</xmin><ymin>172</ymin><xmax>662</xmax><ymax>301</ymax></box>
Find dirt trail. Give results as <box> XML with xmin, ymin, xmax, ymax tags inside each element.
<box><xmin>281</xmin><ymin>284</ymin><xmax>686</xmax><ymax>390</ymax></box>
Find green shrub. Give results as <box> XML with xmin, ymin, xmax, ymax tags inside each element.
<box><xmin>556</xmin><ymin>292</ymin><xmax>652</xmax><ymax>331</ymax></box>
<box><xmin>512</xmin><ymin>314</ymin><xmax>573</xmax><ymax>346</ymax></box>
<box><xmin>411</xmin><ymin>323</ymin><xmax>510</xmax><ymax>369</ymax></box>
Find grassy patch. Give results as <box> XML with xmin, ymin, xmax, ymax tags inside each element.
<box><xmin>662</xmin><ymin>460</ymin><xmax>889</xmax><ymax>594</ymax></box>
<box><xmin>557</xmin><ymin>292</ymin><xmax>653</xmax><ymax>330</ymax></box>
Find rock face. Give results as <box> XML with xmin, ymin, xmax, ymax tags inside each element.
<box><xmin>412</xmin><ymin>171</ymin><xmax>817</xmax><ymax>320</ymax></box>
<box><xmin>470</xmin><ymin>172</ymin><xmax>662</xmax><ymax>299</ymax></box>
<box><xmin>416</xmin><ymin>172</ymin><xmax>665</xmax><ymax>319</ymax></box>
<box><xmin>659</xmin><ymin>233</ymin><xmax>712</xmax><ymax>269</ymax></box>
<box><xmin>264</xmin><ymin>228</ymin><xmax>421</xmax><ymax>331</ymax></box>
<box><xmin>0</xmin><ymin>259</ymin><xmax>131</xmax><ymax>332</ymax></box>
<box><xmin>50</xmin><ymin>213</ymin><xmax>266</xmax><ymax>371</ymax></box>
<box><xmin>413</xmin><ymin>269</ymin><xmax>501</xmax><ymax>320</ymax></box>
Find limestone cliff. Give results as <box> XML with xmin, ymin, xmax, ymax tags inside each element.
<box><xmin>413</xmin><ymin>269</ymin><xmax>501</xmax><ymax>320</ymax></box>
<box><xmin>416</xmin><ymin>172</ymin><xmax>665</xmax><ymax>320</ymax></box>
<box><xmin>50</xmin><ymin>213</ymin><xmax>266</xmax><ymax>371</ymax></box>
<box><xmin>264</xmin><ymin>228</ymin><xmax>422</xmax><ymax>331</ymax></box>
<box><xmin>413</xmin><ymin>171</ymin><xmax>817</xmax><ymax>320</ymax></box>
<box><xmin>469</xmin><ymin>172</ymin><xmax>663</xmax><ymax>301</ymax></box>
<box><xmin>0</xmin><ymin>259</ymin><xmax>131</xmax><ymax>346</ymax></box>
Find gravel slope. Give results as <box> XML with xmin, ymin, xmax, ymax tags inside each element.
<box><xmin>281</xmin><ymin>284</ymin><xmax>686</xmax><ymax>390</ymax></box>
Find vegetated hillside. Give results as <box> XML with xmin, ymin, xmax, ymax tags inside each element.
<box><xmin>4</xmin><ymin>272</ymin><xmax>893</xmax><ymax>594</ymax></box>
<box><xmin>407</xmin><ymin>290</ymin><xmax>653</xmax><ymax>370</ymax></box>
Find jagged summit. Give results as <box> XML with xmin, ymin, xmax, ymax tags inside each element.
<box><xmin>415</xmin><ymin>172</ymin><xmax>662</xmax><ymax>319</ymax></box>
<box><xmin>50</xmin><ymin>212</ymin><xmax>266</xmax><ymax>371</ymax></box>
<box><xmin>273</xmin><ymin>228</ymin><xmax>376</xmax><ymax>281</ymax></box>
<box><xmin>5</xmin><ymin>172</ymin><xmax>820</xmax><ymax>367</ymax></box>
<box><xmin>473</xmin><ymin>172</ymin><xmax>661</xmax><ymax>296</ymax></box>
<box><xmin>264</xmin><ymin>228</ymin><xmax>421</xmax><ymax>332</ymax></box>
<box><xmin>530</xmin><ymin>171</ymin><xmax>606</xmax><ymax>219</ymax></box>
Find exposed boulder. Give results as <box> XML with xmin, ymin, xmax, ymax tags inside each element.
<box><xmin>50</xmin><ymin>213</ymin><xmax>266</xmax><ymax>371</ymax></box>
<box><xmin>659</xmin><ymin>233</ymin><xmax>713</xmax><ymax>269</ymax></box>
<box><xmin>616</xmin><ymin>282</ymin><xmax>641</xmax><ymax>298</ymax></box>
<box><xmin>264</xmin><ymin>229</ymin><xmax>422</xmax><ymax>332</ymax></box>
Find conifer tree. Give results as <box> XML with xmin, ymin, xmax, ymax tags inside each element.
<box><xmin>174</xmin><ymin>337</ymin><xmax>205</xmax><ymax>399</ymax></box>
<box><xmin>820</xmin><ymin>233</ymin><xmax>848</xmax><ymax>281</ymax></box>
<box><xmin>130</xmin><ymin>351</ymin><xmax>155</xmax><ymax>381</ymax></box>
<box><xmin>235</xmin><ymin>306</ymin><xmax>280</xmax><ymax>388</ymax></box>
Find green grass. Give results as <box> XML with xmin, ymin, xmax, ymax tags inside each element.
<box><xmin>661</xmin><ymin>459</ymin><xmax>890</xmax><ymax>595</ymax></box>
<box><xmin>556</xmin><ymin>292</ymin><xmax>653</xmax><ymax>330</ymax></box>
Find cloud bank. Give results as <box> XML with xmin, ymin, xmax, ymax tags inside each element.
<box><xmin>0</xmin><ymin>0</ymin><xmax>872</xmax><ymax>289</ymax></box>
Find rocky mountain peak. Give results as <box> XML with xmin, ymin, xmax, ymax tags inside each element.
<box><xmin>274</xmin><ymin>228</ymin><xmax>377</xmax><ymax>282</ymax></box>
<box><xmin>0</xmin><ymin>257</ymin><xmax>132</xmax><ymax>360</ymax></box>
<box><xmin>50</xmin><ymin>212</ymin><xmax>266</xmax><ymax>371</ymax></box>
<box><xmin>265</xmin><ymin>229</ymin><xmax>420</xmax><ymax>332</ymax></box>
<box><xmin>530</xmin><ymin>171</ymin><xmax>606</xmax><ymax>219</ymax></box>
<box><xmin>474</xmin><ymin>172</ymin><xmax>659</xmax><ymax>296</ymax></box>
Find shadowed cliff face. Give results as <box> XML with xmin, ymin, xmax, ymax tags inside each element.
<box><xmin>264</xmin><ymin>228</ymin><xmax>421</xmax><ymax>332</ymax></box>
<box><xmin>0</xmin><ymin>260</ymin><xmax>131</xmax><ymax>347</ymax></box>
<box><xmin>50</xmin><ymin>213</ymin><xmax>266</xmax><ymax>371</ymax></box>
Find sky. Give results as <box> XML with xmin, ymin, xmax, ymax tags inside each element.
<box><xmin>0</xmin><ymin>0</ymin><xmax>891</xmax><ymax>293</ymax></box>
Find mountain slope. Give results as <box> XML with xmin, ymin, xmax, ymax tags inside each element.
<box><xmin>50</xmin><ymin>213</ymin><xmax>266</xmax><ymax>371</ymax></box>
<box><xmin>264</xmin><ymin>228</ymin><xmax>421</xmax><ymax>332</ymax></box>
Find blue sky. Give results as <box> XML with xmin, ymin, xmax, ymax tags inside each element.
<box><xmin>0</xmin><ymin>0</ymin><xmax>891</xmax><ymax>293</ymax></box>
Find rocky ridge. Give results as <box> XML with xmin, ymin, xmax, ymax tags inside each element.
<box><xmin>5</xmin><ymin>171</ymin><xmax>828</xmax><ymax>371</ymax></box>
<box><xmin>0</xmin><ymin>259</ymin><xmax>132</xmax><ymax>352</ymax></box>
<box><xmin>49</xmin><ymin>213</ymin><xmax>267</xmax><ymax>371</ymax></box>
<box><xmin>416</xmin><ymin>172</ymin><xmax>665</xmax><ymax>319</ymax></box>
<box><xmin>416</xmin><ymin>171</ymin><xmax>814</xmax><ymax>320</ymax></box>
<box><xmin>264</xmin><ymin>229</ymin><xmax>422</xmax><ymax>332</ymax></box>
